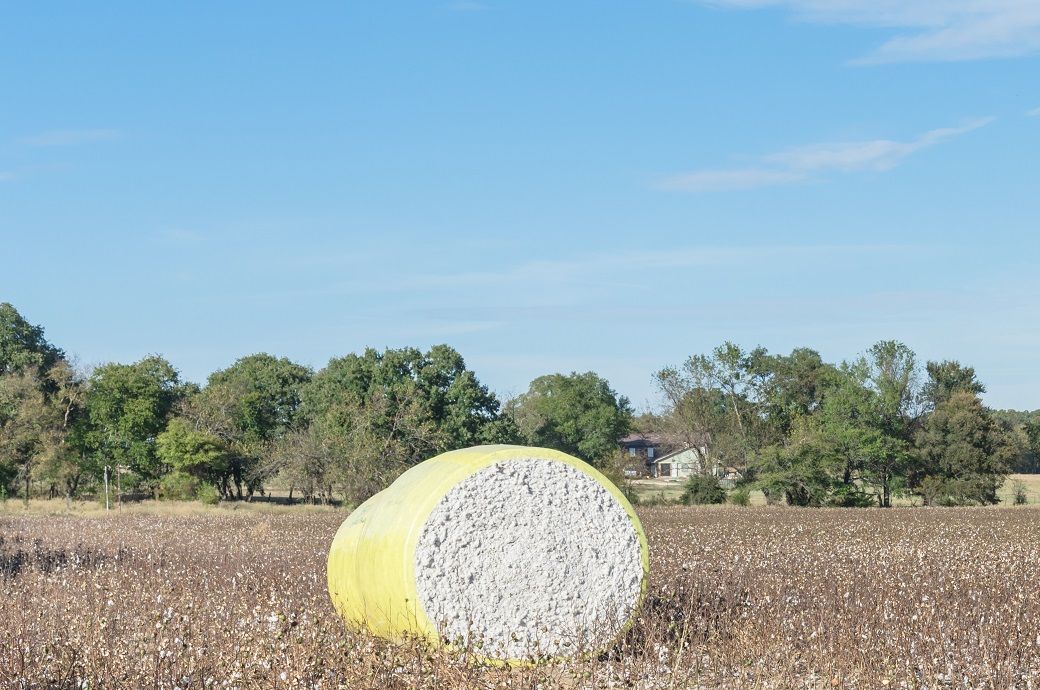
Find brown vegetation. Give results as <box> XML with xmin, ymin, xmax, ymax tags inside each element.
<box><xmin>2</xmin><ymin>506</ymin><xmax>1039</xmax><ymax>688</ymax></box>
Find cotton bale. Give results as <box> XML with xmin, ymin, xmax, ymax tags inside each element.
<box><xmin>326</xmin><ymin>444</ymin><xmax>649</xmax><ymax>663</ymax></box>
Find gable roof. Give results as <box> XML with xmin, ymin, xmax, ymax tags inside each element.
<box><xmin>648</xmin><ymin>445</ymin><xmax>703</xmax><ymax>465</ymax></box>
<box><xmin>619</xmin><ymin>432</ymin><xmax>665</xmax><ymax>446</ymax></box>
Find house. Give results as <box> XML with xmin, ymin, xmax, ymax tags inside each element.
<box><xmin>620</xmin><ymin>433</ymin><xmax>734</xmax><ymax>481</ymax></box>
<box><xmin>621</xmin><ymin>433</ymin><xmax>705</xmax><ymax>478</ymax></box>
<box><xmin>619</xmin><ymin>433</ymin><xmax>665</xmax><ymax>462</ymax></box>
<box><xmin>647</xmin><ymin>446</ymin><xmax>709</xmax><ymax>479</ymax></box>
<box><xmin>619</xmin><ymin>433</ymin><xmax>678</xmax><ymax>476</ymax></box>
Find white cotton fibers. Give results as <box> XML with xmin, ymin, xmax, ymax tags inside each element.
<box><xmin>414</xmin><ymin>458</ymin><xmax>644</xmax><ymax>659</ymax></box>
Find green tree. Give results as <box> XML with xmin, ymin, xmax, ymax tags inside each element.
<box><xmin>922</xmin><ymin>360</ymin><xmax>985</xmax><ymax>410</ymax></box>
<box><xmin>0</xmin><ymin>303</ymin><xmax>64</xmax><ymax>378</ymax></box>
<box><xmin>743</xmin><ymin>348</ymin><xmax>839</xmax><ymax>503</ymax></box>
<box><xmin>82</xmin><ymin>356</ymin><xmax>185</xmax><ymax>490</ymax></box>
<box><xmin>859</xmin><ymin>341</ymin><xmax>919</xmax><ymax>507</ymax></box>
<box><xmin>752</xmin><ymin>348</ymin><xmax>834</xmax><ymax>441</ymax></box>
<box><xmin>757</xmin><ymin>364</ymin><xmax>882</xmax><ymax>506</ymax></box>
<box><xmin>914</xmin><ymin>390</ymin><xmax>1012</xmax><ymax>505</ymax></box>
<box><xmin>301</xmin><ymin>345</ymin><xmax>513</xmax><ymax>454</ymax></box>
<box><xmin>36</xmin><ymin>361</ymin><xmax>93</xmax><ymax>503</ymax></box>
<box><xmin>507</xmin><ymin>371</ymin><xmax>632</xmax><ymax>465</ymax></box>
<box><xmin>281</xmin><ymin>345</ymin><xmax>513</xmax><ymax>503</ymax></box>
<box><xmin>989</xmin><ymin>409</ymin><xmax>1040</xmax><ymax>472</ymax></box>
<box><xmin>186</xmin><ymin>354</ymin><xmax>312</xmax><ymax>497</ymax></box>
<box><xmin>0</xmin><ymin>361</ymin><xmax>89</xmax><ymax>504</ymax></box>
<box><xmin>745</xmin><ymin>344</ymin><xmax>917</xmax><ymax>507</ymax></box>
<box><xmin>0</xmin><ymin>305</ymin><xmax>96</xmax><ymax>502</ymax></box>
<box><xmin>0</xmin><ymin>370</ymin><xmax>49</xmax><ymax>502</ymax></box>
<box><xmin>201</xmin><ymin>354</ymin><xmax>312</xmax><ymax>445</ymax></box>
<box><xmin>1024</xmin><ymin>417</ymin><xmax>1040</xmax><ymax>473</ymax></box>
<box><xmin>155</xmin><ymin>417</ymin><xmax>230</xmax><ymax>486</ymax></box>
<box><xmin>753</xmin><ymin>418</ymin><xmax>836</xmax><ymax>506</ymax></box>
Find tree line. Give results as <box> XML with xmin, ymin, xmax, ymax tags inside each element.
<box><xmin>651</xmin><ymin>342</ymin><xmax>1040</xmax><ymax>506</ymax></box>
<box><xmin>1</xmin><ymin>302</ymin><xmax>1036</xmax><ymax>508</ymax></box>
<box><xmin>0</xmin><ymin>303</ymin><xmax>630</xmax><ymax>506</ymax></box>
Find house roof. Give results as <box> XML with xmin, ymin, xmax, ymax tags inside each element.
<box><xmin>625</xmin><ymin>427</ymin><xmax>711</xmax><ymax>449</ymax></box>
<box><xmin>619</xmin><ymin>432</ymin><xmax>665</xmax><ymax>446</ymax></box>
<box><xmin>647</xmin><ymin>446</ymin><xmax>702</xmax><ymax>464</ymax></box>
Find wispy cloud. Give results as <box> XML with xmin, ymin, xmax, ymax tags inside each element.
<box><xmin>698</xmin><ymin>1</ymin><xmax>1040</xmax><ymax>63</ymax></box>
<box><xmin>766</xmin><ymin>119</ymin><xmax>993</xmax><ymax>170</ymax></box>
<box><xmin>657</xmin><ymin>118</ymin><xmax>993</xmax><ymax>192</ymax></box>
<box><xmin>0</xmin><ymin>171</ymin><xmax>14</xmax><ymax>182</ymax></box>
<box><xmin>20</xmin><ymin>129</ymin><xmax>120</xmax><ymax>146</ymax></box>
<box><xmin>1029</xmin><ymin>106</ymin><xmax>1040</xmax><ymax>117</ymax></box>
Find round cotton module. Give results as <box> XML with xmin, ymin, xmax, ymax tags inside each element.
<box><xmin>326</xmin><ymin>445</ymin><xmax>649</xmax><ymax>663</ymax></box>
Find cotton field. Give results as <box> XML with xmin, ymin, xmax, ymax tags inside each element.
<box><xmin>2</xmin><ymin>506</ymin><xmax>1039</xmax><ymax>689</ymax></box>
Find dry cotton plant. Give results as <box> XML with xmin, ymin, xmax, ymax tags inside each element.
<box><xmin>2</xmin><ymin>506</ymin><xmax>1040</xmax><ymax>689</ymax></box>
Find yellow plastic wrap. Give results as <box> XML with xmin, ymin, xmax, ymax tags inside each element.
<box><xmin>326</xmin><ymin>444</ymin><xmax>649</xmax><ymax>662</ymax></box>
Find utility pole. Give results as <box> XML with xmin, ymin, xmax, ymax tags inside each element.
<box><xmin>116</xmin><ymin>465</ymin><xmax>123</xmax><ymax>512</ymax></box>
<box><xmin>104</xmin><ymin>465</ymin><xmax>110</xmax><ymax>511</ymax></box>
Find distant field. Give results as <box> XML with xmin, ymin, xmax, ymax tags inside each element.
<box><xmin>1001</xmin><ymin>473</ymin><xmax>1040</xmax><ymax>504</ymax></box>
<box><xmin>4</xmin><ymin>474</ymin><xmax>1037</xmax><ymax>517</ymax></box>
<box><xmin>3</xmin><ymin>505</ymin><xmax>1039</xmax><ymax>688</ymax></box>
<box><xmin>632</xmin><ymin>473</ymin><xmax>1040</xmax><ymax>506</ymax></box>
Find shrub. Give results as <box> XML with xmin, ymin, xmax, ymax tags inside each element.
<box><xmin>682</xmin><ymin>475</ymin><xmax>726</xmax><ymax>505</ymax></box>
<box><xmin>829</xmin><ymin>484</ymin><xmax>876</xmax><ymax>508</ymax></box>
<box><xmin>196</xmin><ymin>483</ymin><xmax>221</xmax><ymax>505</ymax></box>
<box><xmin>1013</xmin><ymin>481</ymin><xmax>1028</xmax><ymax>506</ymax></box>
<box><xmin>158</xmin><ymin>472</ymin><xmax>200</xmax><ymax>501</ymax></box>
<box><xmin>728</xmin><ymin>488</ymin><xmax>751</xmax><ymax>506</ymax></box>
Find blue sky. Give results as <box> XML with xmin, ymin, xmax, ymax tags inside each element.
<box><xmin>2</xmin><ymin>1</ymin><xmax>1039</xmax><ymax>410</ymax></box>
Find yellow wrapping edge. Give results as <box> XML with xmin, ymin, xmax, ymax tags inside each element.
<box><xmin>327</xmin><ymin>444</ymin><xmax>650</xmax><ymax>665</ymax></box>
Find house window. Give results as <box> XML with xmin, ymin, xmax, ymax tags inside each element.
<box><xmin>647</xmin><ymin>447</ymin><xmax>655</xmax><ymax>459</ymax></box>
<box><xmin>628</xmin><ymin>447</ymin><xmax>636</xmax><ymax>457</ymax></box>
<box><xmin>658</xmin><ymin>463</ymin><xmax>671</xmax><ymax>477</ymax></box>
